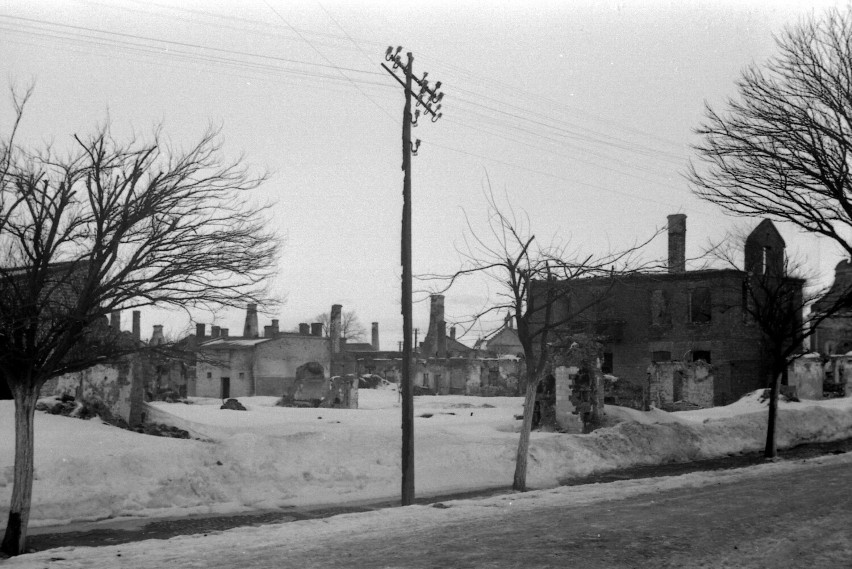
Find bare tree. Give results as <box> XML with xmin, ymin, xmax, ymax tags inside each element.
<box><xmin>0</xmin><ymin>94</ymin><xmax>280</xmax><ymax>555</ymax></box>
<box><xmin>688</xmin><ymin>8</ymin><xmax>852</xmax><ymax>260</ymax></box>
<box><xmin>313</xmin><ymin>309</ymin><xmax>367</xmax><ymax>341</ymax></box>
<box><xmin>425</xmin><ymin>187</ymin><xmax>661</xmax><ymax>491</ymax></box>
<box><xmin>709</xmin><ymin>227</ymin><xmax>852</xmax><ymax>457</ymax></box>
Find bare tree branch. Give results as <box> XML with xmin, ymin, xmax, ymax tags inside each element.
<box><xmin>0</xmin><ymin>98</ymin><xmax>281</xmax><ymax>555</ymax></box>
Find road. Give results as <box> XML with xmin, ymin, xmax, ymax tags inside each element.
<box><xmin>7</xmin><ymin>455</ymin><xmax>852</xmax><ymax>568</ymax></box>
<box><xmin>251</xmin><ymin>458</ymin><xmax>852</xmax><ymax>569</ymax></box>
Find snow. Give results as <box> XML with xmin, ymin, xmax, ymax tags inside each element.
<box><xmin>2</xmin><ymin>387</ymin><xmax>852</xmax><ymax>530</ymax></box>
<box><xmin>6</xmin><ymin>451</ymin><xmax>852</xmax><ymax>568</ymax></box>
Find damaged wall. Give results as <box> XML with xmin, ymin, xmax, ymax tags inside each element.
<box><xmin>48</xmin><ymin>358</ymin><xmax>145</xmax><ymax>426</ymax></box>
<box><xmin>787</xmin><ymin>354</ymin><xmax>823</xmax><ymax>400</ymax></box>
<box><xmin>648</xmin><ymin>360</ymin><xmax>714</xmax><ymax>410</ymax></box>
<box><xmin>253</xmin><ymin>335</ymin><xmax>331</xmax><ymax>396</ymax></box>
<box><xmin>195</xmin><ymin>347</ymin><xmax>255</xmax><ymax>398</ymax></box>
<box><xmin>554</xmin><ymin>366</ymin><xmax>584</xmax><ymax>434</ymax></box>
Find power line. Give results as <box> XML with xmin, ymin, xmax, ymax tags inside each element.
<box><xmin>82</xmin><ymin>1</ymin><xmax>692</xmax><ymax>158</ymax></box>
<box><xmin>0</xmin><ymin>13</ymin><xmax>386</xmax><ymax>78</ymax></box>
<box><xmin>420</xmin><ymin>137</ymin><xmax>680</xmax><ymax>210</ymax></box>
<box><xmin>0</xmin><ymin>24</ymin><xmax>394</xmax><ymax>92</ymax></box>
<box><xmin>2</xmin><ymin>8</ymin><xmax>696</xmax><ymax>208</ymax></box>
<box><xmin>261</xmin><ymin>2</ymin><xmax>397</xmax><ymax>123</ymax></box>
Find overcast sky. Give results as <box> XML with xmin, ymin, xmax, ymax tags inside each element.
<box><xmin>0</xmin><ymin>0</ymin><xmax>846</xmax><ymax>348</ymax></box>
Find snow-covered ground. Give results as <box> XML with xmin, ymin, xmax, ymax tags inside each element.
<box><xmin>2</xmin><ymin>386</ymin><xmax>852</xmax><ymax>528</ymax></box>
<box><xmin>5</xmin><ymin>451</ymin><xmax>852</xmax><ymax>568</ymax></box>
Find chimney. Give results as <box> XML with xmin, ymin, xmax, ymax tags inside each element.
<box><xmin>220</xmin><ymin>328</ymin><xmax>229</xmax><ymax>339</ymax></box>
<box><xmin>132</xmin><ymin>311</ymin><xmax>141</xmax><ymax>341</ymax></box>
<box><xmin>196</xmin><ymin>323</ymin><xmax>205</xmax><ymax>339</ymax></box>
<box><xmin>211</xmin><ymin>325</ymin><xmax>221</xmax><ymax>338</ymax></box>
<box><xmin>243</xmin><ymin>303</ymin><xmax>259</xmax><ymax>338</ymax></box>
<box><xmin>299</xmin><ymin>323</ymin><xmax>310</xmax><ymax>335</ymax></box>
<box><xmin>330</xmin><ymin>304</ymin><xmax>342</xmax><ymax>354</ymax></box>
<box><xmin>424</xmin><ymin>294</ymin><xmax>447</xmax><ymax>358</ymax></box>
<box><xmin>371</xmin><ymin>322</ymin><xmax>379</xmax><ymax>351</ymax></box>
<box><xmin>150</xmin><ymin>324</ymin><xmax>164</xmax><ymax>346</ymax></box>
<box><xmin>311</xmin><ymin>322</ymin><xmax>323</xmax><ymax>337</ymax></box>
<box><xmin>110</xmin><ymin>310</ymin><xmax>121</xmax><ymax>332</ymax></box>
<box><xmin>264</xmin><ymin>320</ymin><xmax>280</xmax><ymax>338</ymax></box>
<box><xmin>667</xmin><ymin>214</ymin><xmax>687</xmax><ymax>273</ymax></box>
<box><xmin>450</xmin><ymin>326</ymin><xmax>456</xmax><ymax>340</ymax></box>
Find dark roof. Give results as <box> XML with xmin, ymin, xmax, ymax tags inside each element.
<box><xmin>199</xmin><ymin>337</ymin><xmax>272</xmax><ymax>350</ymax></box>
<box><xmin>447</xmin><ymin>336</ymin><xmax>474</xmax><ymax>354</ymax></box>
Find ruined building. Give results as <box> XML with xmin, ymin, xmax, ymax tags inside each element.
<box><xmin>812</xmin><ymin>259</ymin><xmax>852</xmax><ymax>356</ymax></box>
<box><xmin>536</xmin><ymin>215</ymin><xmax>803</xmax><ymax>408</ymax></box>
<box><xmin>345</xmin><ymin>295</ymin><xmax>524</xmax><ymax>395</ymax></box>
<box><xmin>192</xmin><ymin>303</ymin><xmax>357</xmax><ymax>407</ymax></box>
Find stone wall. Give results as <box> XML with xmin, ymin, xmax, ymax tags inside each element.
<box><xmin>788</xmin><ymin>355</ymin><xmax>823</xmax><ymax>400</ymax></box>
<box><xmin>47</xmin><ymin>358</ymin><xmax>145</xmax><ymax>426</ymax></box>
<box><xmin>554</xmin><ymin>366</ymin><xmax>583</xmax><ymax>433</ymax></box>
<box><xmin>254</xmin><ymin>335</ymin><xmax>331</xmax><ymax>396</ymax></box>
<box><xmin>195</xmin><ymin>348</ymin><xmax>255</xmax><ymax>398</ymax></box>
<box><xmin>648</xmin><ymin>360</ymin><xmax>714</xmax><ymax>409</ymax></box>
<box><xmin>354</xmin><ymin>353</ymin><xmax>523</xmax><ymax>396</ymax></box>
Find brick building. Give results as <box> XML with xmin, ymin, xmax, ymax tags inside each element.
<box><xmin>538</xmin><ymin>215</ymin><xmax>801</xmax><ymax>406</ymax></box>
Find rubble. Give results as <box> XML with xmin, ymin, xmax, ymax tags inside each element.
<box><xmin>220</xmin><ymin>398</ymin><xmax>247</xmax><ymax>411</ymax></box>
<box><xmin>36</xmin><ymin>395</ymin><xmax>190</xmax><ymax>438</ymax></box>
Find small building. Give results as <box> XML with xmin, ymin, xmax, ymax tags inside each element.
<box><xmin>485</xmin><ymin>315</ymin><xmax>523</xmax><ymax>357</ymax></box>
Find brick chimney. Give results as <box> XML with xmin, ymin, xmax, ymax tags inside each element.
<box><xmin>243</xmin><ymin>303</ymin><xmax>259</xmax><ymax>338</ymax></box>
<box><xmin>450</xmin><ymin>326</ymin><xmax>456</xmax><ymax>340</ymax></box>
<box><xmin>110</xmin><ymin>310</ymin><xmax>121</xmax><ymax>332</ymax></box>
<box><xmin>423</xmin><ymin>294</ymin><xmax>447</xmax><ymax>358</ymax></box>
<box><xmin>211</xmin><ymin>325</ymin><xmax>221</xmax><ymax>339</ymax></box>
<box><xmin>299</xmin><ymin>323</ymin><xmax>310</xmax><ymax>335</ymax></box>
<box><xmin>330</xmin><ymin>304</ymin><xmax>342</xmax><ymax>354</ymax></box>
<box><xmin>371</xmin><ymin>322</ymin><xmax>379</xmax><ymax>351</ymax></box>
<box><xmin>667</xmin><ymin>214</ymin><xmax>687</xmax><ymax>273</ymax></box>
<box><xmin>311</xmin><ymin>322</ymin><xmax>323</xmax><ymax>337</ymax></box>
<box><xmin>132</xmin><ymin>311</ymin><xmax>141</xmax><ymax>341</ymax></box>
<box><xmin>196</xmin><ymin>323</ymin><xmax>205</xmax><ymax>339</ymax></box>
<box><xmin>220</xmin><ymin>328</ymin><xmax>229</xmax><ymax>339</ymax></box>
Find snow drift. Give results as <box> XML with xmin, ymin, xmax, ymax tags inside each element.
<box><xmin>1</xmin><ymin>387</ymin><xmax>851</xmax><ymax>527</ymax></box>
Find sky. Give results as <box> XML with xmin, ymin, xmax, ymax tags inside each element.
<box><xmin>0</xmin><ymin>0</ymin><xmax>847</xmax><ymax>349</ymax></box>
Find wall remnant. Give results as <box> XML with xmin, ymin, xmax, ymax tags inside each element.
<box><xmin>47</xmin><ymin>358</ymin><xmax>145</xmax><ymax>426</ymax></box>
<box><xmin>787</xmin><ymin>354</ymin><xmax>823</xmax><ymax>400</ymax></box>
<box><xmin>648</xmin><ymin>360</ymin><xmax>714</xmax><ymax>410</ymax></box>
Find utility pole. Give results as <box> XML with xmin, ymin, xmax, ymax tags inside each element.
<box><xmin>382</xmin><ymin>46</ymin><xmax>443</xmax><ymax>506</ymax></box>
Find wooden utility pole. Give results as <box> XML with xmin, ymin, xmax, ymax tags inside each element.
<box><xmin>382</xmin><ymin>46</ymin><xmax>443</xmax><ymax>506</ymax></box>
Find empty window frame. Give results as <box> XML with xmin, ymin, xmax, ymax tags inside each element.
<box><xmin>602</xmin><ymin>352</ymin><xmax>614</xmax><ymax>374</ymax></box>
<box><xmin>692</xmin><ymin>350</ymin><xmax>711</xmax><ymax>364</ymax></box>
<box><xmin>689</xmin><ymin>287</ymin><xmax>712</xmax><ymax>323</ymax></box>
<box><xmin>650</xmin><ymin>289</ymin><xmax>670</xmax><ymax>326</ymax></box>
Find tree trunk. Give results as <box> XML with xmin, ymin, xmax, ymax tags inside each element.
<box><xmin>1</xmin><ymin>385</ymin><xmax>38</xmax><ymax>556</ymax></box>
<box><xmin>764</xmin><ymin>371</ymin><xmax>782</xmax><ymax>459</ymax></box>
<box><xmin>512</xmin><ymin>378</ymin><xmax>539</xmax><ymax>491</ymax></box>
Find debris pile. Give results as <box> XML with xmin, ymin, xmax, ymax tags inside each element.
<box><xmin>220</xmin><ymin>398</ymin><xmax>247</xmax><ymax>411</ymax></box>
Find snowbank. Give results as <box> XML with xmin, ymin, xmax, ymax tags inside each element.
<box><xmin>6</xmin><ymin>451</ymin><xmax>852</xmax><ymax>569</ymax></box>
<box><xmin>2</xmin><ymin>388</ymin><xmax>852</xmax><ymax>527</ymax></box>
